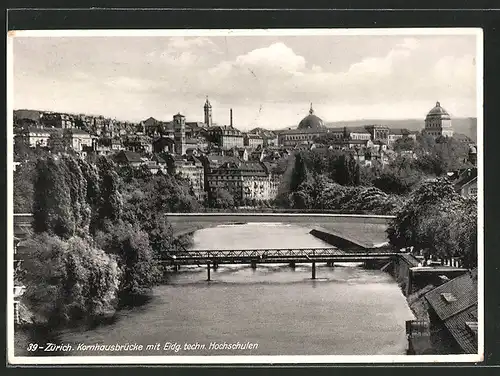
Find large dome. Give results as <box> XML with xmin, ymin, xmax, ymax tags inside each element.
<box><xmin>426</xmin><ymin>101</ymin><xmax>451</xmax><ymax>119</ymax></box>
<box><xmin>298</xmin><ymin>104</ymin><xmax>325</xmax><ymax>130</ymax></box>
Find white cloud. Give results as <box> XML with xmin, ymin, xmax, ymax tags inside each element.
<box><xmin>234</xmin><ymin>42</ymin><xmax>306</xmax><ymax>73</ymax></box>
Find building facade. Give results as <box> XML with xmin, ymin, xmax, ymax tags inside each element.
<box><xmin>167</xmin><ymin>155</ymin><xmax>205</xmax><ymax>200</ymax></box>
<box><xmin>244</xmin><ymin>133</ymin><xmax>264</xmax><ymax>149</ymax></box>
<box><xmin>422</xmin><ymin>101</ymin><xmax>454</xmax><ymax>138</ymax></box>
<box><xmin>207</xmin><ymin>160</ymin><xmax>280</xmax><ymax>202</ymax></box>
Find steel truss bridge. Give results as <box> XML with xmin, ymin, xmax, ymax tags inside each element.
<box><xmin>165</xmin><ymin>246</ymin><xmax>399</xmax><ymax>280</ymax></box>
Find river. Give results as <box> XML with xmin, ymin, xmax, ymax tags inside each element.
<box><xmin>16</xmin><ymin>223</ymin><xmax>415</xmax><ymax>357</ymax></box>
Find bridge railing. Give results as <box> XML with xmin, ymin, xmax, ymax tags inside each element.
<box><xmin>165</xmin><ymin>246</ymin><xmax>398</xmax><ymax>261</ymax></box>
<box><xmin>170</xmin><ymin>248</ymin><xmax>345</xmax><ymax>260</ymax></box>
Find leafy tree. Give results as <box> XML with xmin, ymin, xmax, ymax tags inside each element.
<box><xmin>387</xmin><ymin>178</ymin><xmax>461</xmax><ymax>251</ymax></box>
<box><xmin>331</xmin><ymin>153</ymin><xmax>360</xmax><ymax>186</ymax></box>
<box><xmin>93</xmin><ymin>156</ymin><xmax>123</xmax><ymax>232</ymax></box>
<box><xmin>96</xmin><ymin>221</ymin><xmax>160</xmax><ymax>302</ymax></box>
<box><xmin>48</xmin><ymin>131</ymin><xmax>69</xmax><ymax>154</ymax></box>
<box><xmin>33</xmin><ymin>157</ymin><xmax>75</xmax><ymax>238</ymax></box>
<box><xmin>13</xmin><ymin>162</ymin><xmax>35</xmax><ymax>213</ymax></box>
<box><xmin>393</xmin><ymin>137</ymin><xmax>417</xmax><ymax>153</ymax></box>
<box><xmin>22</xmin><ymin>233</ymin><xmax>120</xmax><ymax>325</ymax></box>
<box><xmin>60</xmin><ymin>155</ymin><xmax>91</xmax><ymax>236</ymax></box>
<box><xmin>290</xmin><ymin>152</ymin><xmax>308</xmax><ymax>192</ymax></box>
<box><xmin>209</xmin><ymin>188</ymin><xmax>235</xmax><ymax>209</ymax></box>
<box><xmin>373</xmin><ymin>157</ymin><xmax>424</xmax><ymax>195</ymax></box>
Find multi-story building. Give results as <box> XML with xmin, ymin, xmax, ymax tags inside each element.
<box><xmin>244</xmin><ymin>133</ymin><xmax>264</xmax><ymax>149</ymax></box>
<box><xmin>422</xmin><ymin>101</ymin><xmax>454</xmax><ymax>138</ymax></box>
<box><xmin>227</xmin><ymin>147</ymin><xmax>249</xmax><ymax>161</ymax></box>
<box><xmin>206</xmin><ymin>108</ymin><xmax>245</xmax><ymax>150</ymax></box>
<box><xmin>207</xmin><ymin>160</ymin><xmax>281</xmax><ymax>202</ymax></box>
<box><xmin>278</xmin><ymin>104</ymin><xmax>421</xmax><ymax>149</ymax></box>
<box><xmin>123</xmin><ymin>135</ymin><xmax>153</xmax><ymax>153</ymax></box>
<box><xmin>114</xmin><ymin>150</ymin><xmax>144</xmax><ymax>168</ymax></box>
<box><xmin>165</xmin><ymin>154</ymin><xmax>205</xmax><ymax>200</ymax></box>
<box><xmin>141</xmin><ymin>117</ymin><xmax>161</xmax><ymax>136</ymax></box>
<box><xmin>388</xmin><ymin>128</ymin><xmax>418</xmax><ymax>145</ymax></box>
<box><xmin>207</xmin><ymin>124</ymin><xmax>244</xmax><ymax>149</ymax></box>
<box><xmin>40</xmin><ymin>112</ymin><xmax>75</xmax><ymax>129</ymax></box>
<box><xmin>64</xmin><ymin>129</ymin><xmax>93</xmax><ymax>153</ymax></box>
<box><xmin>17</xmin><ymin>127</ymin><xmax>53</xmax><ymax>148</ymax></box>
<box><xmin>152</xmin><ymin>135</ymin><xmax>175</xmax><ymax>154</ymax></box>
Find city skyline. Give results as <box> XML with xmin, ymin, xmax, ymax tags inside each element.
<box><xmin>12</xmin><ymin>30</ymin><xmax>479</xmax><ymax>130</ymax></box>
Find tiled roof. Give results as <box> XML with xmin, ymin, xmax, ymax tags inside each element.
<box><xmin>116</xmin><ymin>150</ymin><xmax>143</xmax><ymax>163</ymax></box>
<box><xmin>424</xmin><ymin>272</ymin><xmax>477</xmax><ymax>321</ymax></box>
<box><xmin>444</xmin><ymin>305</ymin><xmax>478</xmax><ymax>354</ymax></box>
<box><xmin>26</xmin><ymin>127</ymin><xmax>62</xmax><ymax>134</ymax></box>
<box><xmin>454</xmin><ymin>133</ymin><xmax>473</xmax><ymax>142</ymax></box>
<box><xmin>389</xmin><ymin>128</ymin><xmax>411</xmax><ymax>135</ymax></box>
<box><xmin>454</xmin><ymin>168</ymin><xmax>477</xmax><ymax>191</ymax></box>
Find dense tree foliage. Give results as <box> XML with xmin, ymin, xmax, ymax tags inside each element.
<box><xmin>93</xmin><ymin>157</ymin><xmax>123</xmax><ymax>232</ymax></box>
<box><xmin>21</xmin><ymin>151</ymin><xmax>201</xmax><ymax>326</ymax></box>
<box><xmin>290</xmin><ymin>173</ymin><xmax>401</xmax><ymax>213</ymax></box>
<box><xmin>96</xmin><ymin>221</ymin><xmax>160</xmax><ymax>301</ymax></box>
<box><xmin>208</xmin><ymin>188</ymin><xmax>235</xmax><ymax>209</ymax></box>
<box><xmin>33</xmin><ymin>157</ymin><xmax>76</xmax><ymax>238</ymax></box>
<box><xmin>387</xmin><ymin>178</ymin><xmax>477</xmax><ymax>268</ymax></box>
<box><xmin>13</xmin><ymin>161</ymin><xmax>35</xmax><ymax>213</ymax></box>
<box><xmin>22</xmin><ymin>234</ymin><xmax>120</xmax><ymax>325</ymax></box>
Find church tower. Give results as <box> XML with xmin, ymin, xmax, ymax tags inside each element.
<box><xmin>204</xmin><ymin>97</ymin><xmax>213</xmax><ymax>127</ymax></box>
<box><xmin>173</xmin><ymin>112</ymin><xmax>186</xmax><ymax>155</ymax></box>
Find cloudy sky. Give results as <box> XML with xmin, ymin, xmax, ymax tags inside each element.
<box><xmin>12</xmin><ymin>31</ymin><xmax>479</xmax><ymax>130</ymax></box>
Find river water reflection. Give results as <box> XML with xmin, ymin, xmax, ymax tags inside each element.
<box><xmin>27</xmin><ymin>223</ymin><xmax>415</xmax><ymax>356</ymax></box>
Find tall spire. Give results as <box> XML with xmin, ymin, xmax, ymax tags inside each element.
<box><xmin>309</xmin><ymin>103</ymin><xmax>314</xmax><ymax>115</ymax></box>
<box><xmin>204</xmin><ymin>96</ymin><xmax>213</xmax><ymax>126</ymax></box>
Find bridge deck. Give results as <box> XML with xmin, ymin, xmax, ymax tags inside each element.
<box><xmin>166</xmin><ymin>247</ymin><xmax>398</xmax><ymax>265</ymax></box>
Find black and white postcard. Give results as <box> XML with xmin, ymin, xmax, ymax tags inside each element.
<box><xmin>7</xmin><ymin>28</ymin><xmax>483</xmax><ymax>365</ymax></box>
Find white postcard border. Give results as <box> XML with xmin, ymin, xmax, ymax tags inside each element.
<box><xmin>6</xmin><ymin>27</ymin><xmax>484</xmax><ymax>365</ymax></box>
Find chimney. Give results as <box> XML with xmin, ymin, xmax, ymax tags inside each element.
<box><xmin>230</xmin><ymin>108</ymin><xmax>233</xmax><ymax>127</ymax></box>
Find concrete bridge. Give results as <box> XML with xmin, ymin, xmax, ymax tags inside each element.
<box><xmin>165</xmin><ymin>212</ymin><xmax>395</xmax><ymax>249</ymax></box>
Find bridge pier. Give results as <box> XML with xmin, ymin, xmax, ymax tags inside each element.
<box><xmin>312</xmin><ymin>262</ymin><xmax>316</xmax><ymax>279</ymax></box>
<box><xmin>289</xmin><ymin>261</ymin><xmax>296</xmax><ymax>269</ymax></box>
<box><xmin>207</xmin><ymin>263</ymin><xmax>211</xmax><ymax>281</ymax></box>
<box><xmin>251</xmin><ymin>260</ymin><xmax>257</xmax><ymax>269</ymax></box>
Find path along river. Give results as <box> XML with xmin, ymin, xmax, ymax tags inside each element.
<box><xmin>18</xmin><ymin>223</ymin><xmax>415</xmax><ymax>356</ymax></box>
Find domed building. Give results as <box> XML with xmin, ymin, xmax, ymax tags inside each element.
<box><xmin>298</xmin><ymin>104</ymin><xmax>326</xmax><ymax>130</ymax></box>
<box><xmin>278</xmin><ymin>104</ymin><xmax>329</xmax><ymax>147</ymax></box>
<box><xmin>422</xmin><ymin>101</ymin><xmax>454</xmax><ymax>138</ymax></box>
